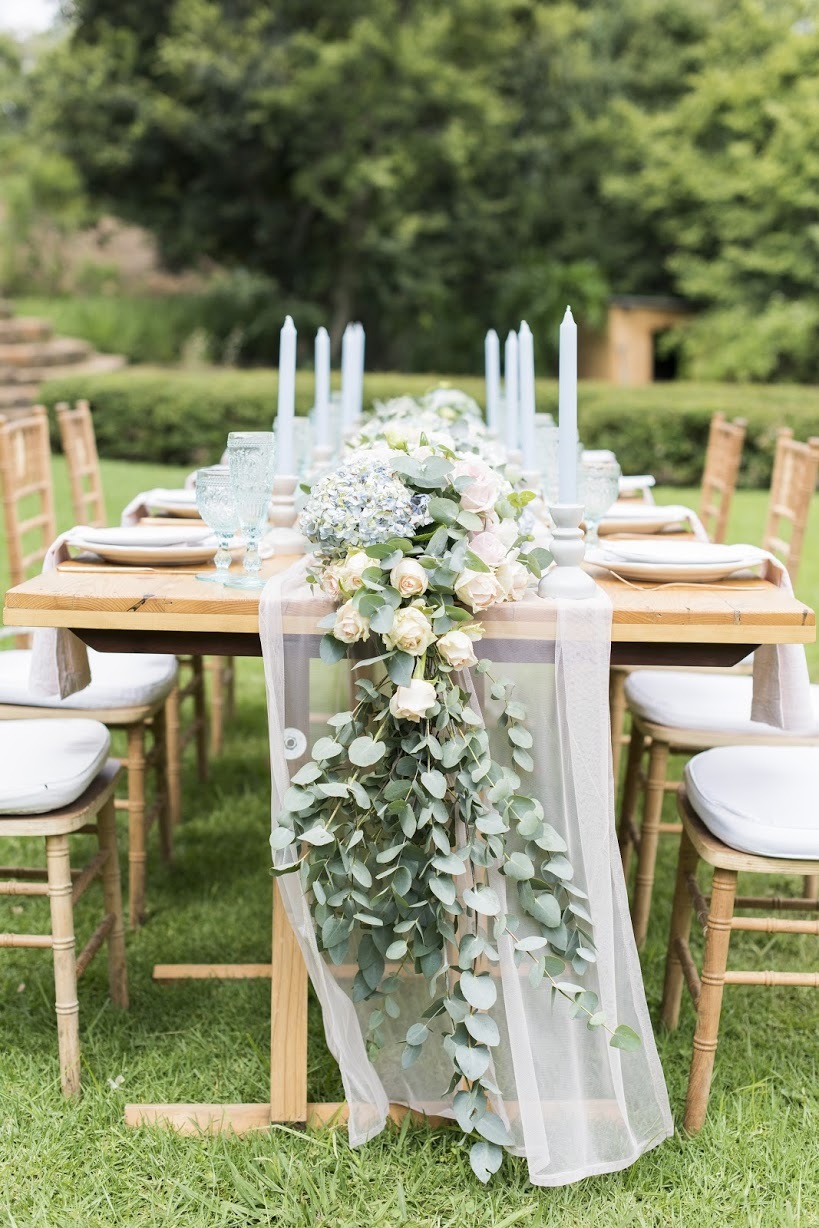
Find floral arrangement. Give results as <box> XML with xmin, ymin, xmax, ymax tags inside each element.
<box><xmin>349</xmin><ymin>390</ymin><xmax>505</xmax><ymax>468</ymax></box>
<box><xmin>274</xmin><ymin>435</ymin><xmax>638</xmax><ymax>1181</ymax></box>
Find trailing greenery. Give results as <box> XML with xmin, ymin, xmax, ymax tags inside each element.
<box><xmin>39</xmin><ymin>365</ymin><xmax>819</xmax><ymax>486</ymax></box>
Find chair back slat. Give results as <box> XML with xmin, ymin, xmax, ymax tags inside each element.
<box><xmin>699</xmin><ymin>413</ymin><xmax>747</xmax><ymax>543</ymax></box>
<box><xmin>56</xmin><ymin>400</ymin><xmax>106</xmax><ymax>528</ymax></box>
<box><xmin>0</xmin><ymin>407</ymin><xmax>56</xmax><ymax>589</ymax></box>
<box><xmin>762</xmin><ymin>428</ymin><xmax>819</xmax><ymax>584</ymax></box>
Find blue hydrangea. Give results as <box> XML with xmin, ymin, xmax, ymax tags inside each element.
<box><xmin>299</xmin><ymin>455</ymin><xmax>430</xmax><ymax>554</ymax></box>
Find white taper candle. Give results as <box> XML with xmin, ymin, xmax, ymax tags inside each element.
<box><xmin>484</xmin><ymin>329</ymin><xmax>500</xmax><ymax>433</ymax></box>
<box><xmin>275</xmin><ymin>314</ymin><xmax>297</xmax><ymax>475</ymax></box>
<box><xmin>340</xmin><ymin>323</ymin><xmax>355</xmax><ymax>431</ymax></box>
<box><xmin>558</xmin><ymin>306</ymin><xmax>578</xmax><ymax>502</ymax></box>
<box><xmin>518</xmin><ymin>320</ymin><xmax>536</xmax><ymax>460</ymax></box>
<box><xmin>314</xmin><ymin>326</ymin><xmax>331</xmax><ymax>448</ymax></box>
<box><xmin>504</xmin><ymin>329</ymin><xmax>519</xmax><ymax>453</ymax></box>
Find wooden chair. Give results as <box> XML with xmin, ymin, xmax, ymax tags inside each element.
<box><xmin>0</xmin><ymin>407</ymin><xmax>175</xmax><ymax>926</ymax></box>
<box><xmin>610</xmin><ymin>413</ymin><xmax>748</xmax><ymax>781</ymax></box>
<box><xmin>56</xmin><ymin>398</ymin><xmax>232</xmax><ymax>774</ymax></box>
<box><xmin>0</xmin><ymin>720</ymin><xmax>128</xmax><ymax>1096</ymax></box>
<box><xmin>662</xmin><ymin>749</ymin><xmax>819</xmax><ymax>1132</ymax></box>
<box><xmin>618</xmin><ymin>429</ymin><xmax>819</xmax><ymax>946</ymax></box>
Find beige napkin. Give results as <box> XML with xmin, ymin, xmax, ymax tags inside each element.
<box><xmin>28</xmin><ymin>530</ymin><xmax>92</xmax><ymax>699</ymax></box>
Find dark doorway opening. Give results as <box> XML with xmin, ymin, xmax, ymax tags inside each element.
<box><xmin>652</xmin><ymin>329</ymin><xmax>680</xmax><ymax>381</ymax></box>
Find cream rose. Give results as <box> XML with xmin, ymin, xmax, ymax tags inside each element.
<box><xmin>333</xmin><ymin>600</ymin><xmax>370</xmax><ymax>644</ymax></box>
<box><xmin>495</xmin><ymin>518</ymin><xmax>520</xmax><ymax>550</ymax></box>
<box><xmin>496</xmin><ymin>559</ymin><xmax>530</xmax><ymax>602</ymax></box>
<box><xmin>454</xmin><ymin>568</ymin><xmax>504</xmax><ymax>612</ymax></box>
<box><xmin>338</xmin><ymin>550</ymin><xmax>371</xmax><ymax>595</ymax></box>
<box><xmin>389</xmin><ymin>678</ymin><xmax>438</xmax><ymax>722</ymax></box>
<box><xmin>319</xmin><ymin>562</ymin><xmax>343</xmax><ymax>601</ymax></box>
<box><xmin>384</xmin><ymin>605</ymin><xmax>437</xmax><ymax>656</ymax></box>
<box><xmin>452</xmin><ymin>459</ymin><xmax>503</xmax><ymax>514</ymax></box>
<box><xmin>389</xmin><ymin>557</ymin><xmax>429</xmax><ymax>598</ymax></box>
<box><xmin>468</xmin><ymin>529</ymin><xmax>508</xmax><ymax>568</ymax></box>
<box><xmin>437</xmin><ymin>629</ymin><xmax>478</xmax><ymax>670</ymax></box>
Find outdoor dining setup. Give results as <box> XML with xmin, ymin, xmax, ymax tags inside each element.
<box><xmin>1</xmin><ymin>312</ymin><xmax>817</xmax><ymax>1188</ymax></box>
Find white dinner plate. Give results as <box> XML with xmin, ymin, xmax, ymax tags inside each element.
<box><xmin>145</xmin><ymin>488</ymin><xmax>201</xmax><ymax>517</ymax></box>
<box><xmin>598</xmin><ymin>503</ymin><xmax>694</xmax><ymax>536</ymax></box>
<box><xmin>587</xmin><ymin>540</ymin><xmax>767</xmax><ymax>583</ymax></box>
<box><xmin>70</xmin><ymin>525</ymin><xmax>218</xmax><ymax>566</ymax></box>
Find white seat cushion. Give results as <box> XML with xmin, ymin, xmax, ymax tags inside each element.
<box><xmin>685</xmin><ymin>746</ymin><xmax>819</xmax><ymax>858</ymax></box>
<box><xmin>0</xmin><ymin>649</ymin><xmax>178</xmax><ymax>711</ymax></box>
<box><xmin>0</xmin><ymin>719</ymin><xmax>111</xmax><ymax>814</ymax></box>
<box><xmin>625</xmin><ymin>670</ymin><xmax>819</xmax><ymax>738</ymax></box>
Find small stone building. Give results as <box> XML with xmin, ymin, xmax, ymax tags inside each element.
<box><xmin>578</xmin><ymin>295</ymin><xmax>693</xmax><ymax>386</ymax></box>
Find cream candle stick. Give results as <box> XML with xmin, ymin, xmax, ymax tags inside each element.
<box><xmin>558</xmin><ymin>306</ymin><xmax>578</xmax><ymax>503</ymax></box>
<box><xmin>504</xmin><ymin>329</ymin><xmax>519</xmax><ymax>454</ymax></box>
<box><xmin>275</xmin><ymin>314</ymin><xmax>297</xmax><ymax>476</ymax></box>
<box><xmin>340</xmin><ymin>323</ymin><xmax>355</xmax><ymax>431</ymax></box>
<box><xmin>314</xmin><ymin>326</ymin><xmax>331</xmax><ymax>448</ymax></box>
<box><xmin>353</xmin><ymin>322</ymin><xmax>366</xmax><ymax>417</ymax></box>
<box><xmin>484</xmin><ymin>329</ymin><xmax>501</xmax><ymax>433</ymax></box>
<box><xmin>518</xmin><ymin>320</ymin><xmax>536</xmax><ymax>460</ymax></box>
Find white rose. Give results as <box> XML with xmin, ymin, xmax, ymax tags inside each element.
<box><xmin>389</xmin><ymin>678</ymin><xmax>438</xmax><ymax>722</ymax></box>
<box><xmin>495</xmin><ymin>518</ymin><xmax>520</xmax><ymax>549</ymax></box>
<box><xmin>454</xmin><ymin>568</ymin><xmax>504</xmax><ymax>612</ymax></box>
<box><xmin>333</xmin><ymin>600</ymin><xmax>370</xmax><ymax>644</ymax></box>
<box><xmin>338</xmin><ymin>551</ymin><xmax>371</xmax><ymax>595</ymax></box>
<box><xmin>496</xmin><ymin>559</ymin><xmax>530</xmax><ymax>603</ymax></box>
<box><xmin>437</xmin><ymin>630</ymin><xmax>478</xmax><ymax>670</ymax></box>
<box><xmin>390</xmin><ymin>557</ymin><xmax>429</xmax><ymax>598</ymax></box>
<box><xmin>452</xmin><ymin>459</ymin><xmax>503</xmax><ymax>514</ymax></box>
<box><xmin>468</xmin><ymin>530</ymin><xmax>508</xmax><ymax>568</ymax></box>
<box><xmin>319</xmin><ymin>562</ymin><xmax>343</xmax><ymax>600</ymax></box>
<box><xmin>384</xmin><ymin>605</ymin><xmax>437</xmax><ymax>656</ymax></box>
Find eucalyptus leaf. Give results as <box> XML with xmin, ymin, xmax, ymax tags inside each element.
<box><xmin>269</xmin><ymin>827</ymin><xmax>295</xmax><ymax>850</ymax></box>
<box><xmin>421</xmin><ymin>769</ymin><xmax>447</xmax><ymax>799</ymax></box>
<box><xmin>610</xmin><ymin>1024</ymin><xmax>641</xmax><ymax>1052</ymax></box>
<box><xmin>460</xmin><ymin>972</ymin><xmax>497</xmax><ymax>1010</ymax></box>
<box><xmin>469</xmin><ymin>1139</ymin><xmax>503</xmax><ymax>1184</ymax></box>
<box><xmin>455</xmin><ymin>1042</ymin><xmax>490</xmax><ymax>1081</ymax></box>
<box><xmin>300</xmin><ymin>825</ymin><xmax>335</xmax><ymax>846</ymax></box>
<box><xmin>464</xmin><ymin>1012</ymin><xmax>500</xmax><ymax>1046</ymax></box>
<box><xmin>349</xmin><ymin>736</ymin><xmax>386</xmax><ymax>767</ymax></box>
<box><xmin>463</xmin><ymin>887</ymin><xmax>501</xmax><ymax>917</ymax></box>
<box><xmin>475</xmin><ymin>1110</ymin><xmax>514</xmax><ymax>1147</ymax></box>
<box><xmin>319</xmin><ymin>634</ymin><xmax>347</xmax><ymax>665</ymax></box>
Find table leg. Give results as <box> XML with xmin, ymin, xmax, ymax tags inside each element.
<box><xmin>270</xmin><ymin>881</ymin><xmax>308</xmax><ymax>1122</ymax></box>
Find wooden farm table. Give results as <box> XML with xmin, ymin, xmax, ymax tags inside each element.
<box><xmin>3</xmin><ymin>557</ymin><xmax>815</xmax><ymax>1135</ymax></box>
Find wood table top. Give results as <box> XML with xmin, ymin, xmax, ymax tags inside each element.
<box><xmin>3</xmin><ymin>557</ymin><xmax>814</xmax><ymax>653</ymax></box>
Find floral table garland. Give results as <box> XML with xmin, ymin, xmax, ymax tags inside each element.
<box><xmin>272</xmin><ymin>391</ymin><xmax>638</xmax><ymax>1181</ymax></box>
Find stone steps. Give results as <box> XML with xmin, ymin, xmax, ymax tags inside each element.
<box><xmin>0</xmin><ymin>317</ymin><xmax>54</xmax><ymax>344</ymax></box>
<box><xmin>0</xmin><ymin>351</ymin><xmax>125</xmax><ymax>386</ymax></box>
<box><xmin>0</xmin><ymin>336</ymin><xmax>92</xmax><ymax>368</ymax></box>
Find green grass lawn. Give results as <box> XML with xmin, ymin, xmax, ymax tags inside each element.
<box><xmin>1</xmin><ymin>468</ymin><xmax>818</xmax><ymax>1226</ymax></box>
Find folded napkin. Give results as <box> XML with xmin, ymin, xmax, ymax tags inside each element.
<box><xmin>29</xmin><ymin>529</ymin><xmax>93</xmax><ymax>699</ymax></box>
<box><xmin>752</xmin><ymin>552</ymin><xmax>814</xmax><ymax>732</ymax></box>
<box><xmin>120</xmin><ymin>488</ymin><xmax>197</xmax><ymax>526</ymax></box>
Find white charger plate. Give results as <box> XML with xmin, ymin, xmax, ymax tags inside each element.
<box><xmin>70</xmin><ymin>525</ymin><xmax>218</xmax><ymax>566</ymax></box>
<box><xmin>587</xmin><ymin>540</ymin><xmax>767</xmax><ymax>583</ymax></box>
<box><xmin>598</xmin><ymin>503</ymin><xmax>694</xmax><ymax>536</ymax></box>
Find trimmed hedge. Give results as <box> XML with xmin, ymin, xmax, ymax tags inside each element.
<box><xmin>39</xmin><ymin>366</ymin><xmax>819</xmax><ymax>486</ymax></box>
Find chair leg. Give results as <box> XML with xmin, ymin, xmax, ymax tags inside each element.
<box><xmin>609</xmin><ymin>670</ymin><xmax>627</xmax><ymax>783</ymax></box>
<box><xmin>225</xmin><ymin>659</ymin><xmax>236</xmax><ymax>722</ymax></box>
<box><xmin>193</xmin><ymin>657</ymin><xmax>209</xmax><ymax>781</ymax></box>
<box><xmin>152</xmin><ymin>706</ymin><xmax>173</xmax><ymax>865</ymax></box>
<box><xmin>804</xmin><ymin>875</ymin><xmax>819</xmax><ymax>902</ymax></box>
<box><xmin>684</xmin><ymin>866</ymin><xmax>737</xmax><ymax>1134</ymax></box>
<box><xmin>126</xmin><ymin>724</ymin><xmax>147</xmax><ymax>929</ymax></box>
<box><xmin>164</xmin><ymin>686</ymin><xmax>182</xmax><ymax>829</ymax></box>
<box><xmin>661</xmin><ymin>829</ymin><xmax>699</xmax><ymax>1030</ymax></box>
<box><xmin>631</xmin><ymin>738</ymin><xmax>670</xmax><ymax>948</ymax></box>
<box><xmin>617</xmin><ymin>724</ymin><xmax>645</xmax><ymax>881</ymax></box>
<box><xmin>209</xmin><ymin>658</ymin><xmax>225</xmax><ymax>758</ymax></box>
<box><xmin>97</xmin><ymin>796</ymin><xmax>129</xmax><ymax>1009</ymax></box>
<box><xmin>46</xmin><ymin>833</ymin><xmax>80</xmax><ymax>1097</ymax></box>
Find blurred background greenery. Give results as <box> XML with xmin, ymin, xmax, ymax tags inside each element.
<box><xmin>3</xmin><ymin>0</ymin><xmax>819</xmax><ymax>380</ymax></box>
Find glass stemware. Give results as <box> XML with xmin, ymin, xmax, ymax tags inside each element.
<box><xmin>224</xmin><ymin>431</ymin><xmax>275</xmax><ymax>589</ymax></box>
<box><xmin>194</xmin><ymin>466</ymin><xmax>239</xmax><ymax>583</ymax></box>
<box><xmin>580</xmin><ymin>455</ymin><xmax>622</xmax><ymax>546</ymax></box>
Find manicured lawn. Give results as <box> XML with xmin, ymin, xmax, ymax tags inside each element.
<box><xmin>0</xmin><ymin>466</ymin><xmax>817</xmax><ymax>1226</ymax></box>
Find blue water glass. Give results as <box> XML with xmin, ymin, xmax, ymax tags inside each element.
<box><xmin>194</xmin><ymin>466</ymin><xmax>239</xmax><ymax>583</ymax></box>
<box><xmin>224</xmin><ymin>431</ymin><xmax>275</xmax><ymax>589</ymax></box>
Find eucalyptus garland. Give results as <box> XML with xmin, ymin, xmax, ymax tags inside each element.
<box><xmin>272</xmin><ymin>431</ymin><xmax>639</xmax><ymax>1182</ymax></box>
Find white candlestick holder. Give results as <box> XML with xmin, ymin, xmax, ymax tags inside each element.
<box><xmin>310</xmin><ymin>444</ymin><xmax>334</xmax><ymax>474</ymax></box>
<box><xmin>537</xmin><ymin>504</ymin><xmax>597</xmax><ymax>600</ymax></box>
<box><xmin>267</xmin><ymin>475</ymin><xmax>307</xmax><ymax>556</ymax></box>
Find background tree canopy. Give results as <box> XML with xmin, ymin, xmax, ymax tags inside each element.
<box><xmin>9</xmin><ymin>0</ymin><xmax>819</xmax><ymax>376</ymax></box>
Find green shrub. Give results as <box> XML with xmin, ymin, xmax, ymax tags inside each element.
<box><xmin>39</xmin><ymin>365</ymin><xmax>819</xmax><ymax>485</ymax></box>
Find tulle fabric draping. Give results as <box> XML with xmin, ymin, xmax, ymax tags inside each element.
<box><xmin>260</xmin><ymin>558</ymin><xmax>673</xmax><ymax>1186</ymax></box>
